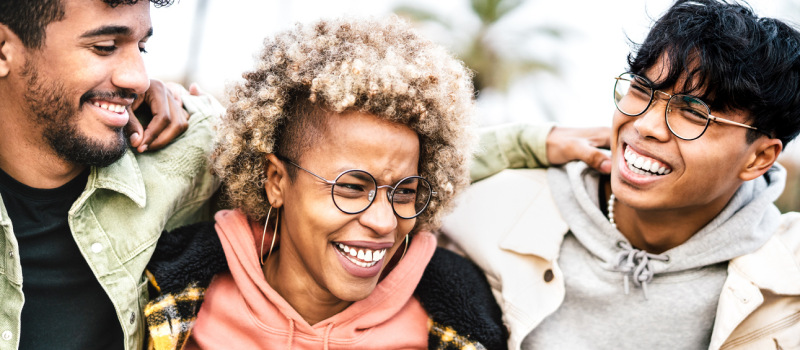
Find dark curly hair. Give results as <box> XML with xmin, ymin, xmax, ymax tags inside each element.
<box><xmin>0</xmin><ymin>0</ymin><xmax>174</xmax><ymax>49</ymax></box>
<box><xmin>628</xmin><ymin>0</ymin><xmax>800</xmax><ymax>146</ymax></box>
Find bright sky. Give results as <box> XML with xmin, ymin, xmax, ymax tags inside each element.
<box><xmin>144</xmin><ymin>0</ymin><xmax>800</xmax><ymax>155</ymax></box>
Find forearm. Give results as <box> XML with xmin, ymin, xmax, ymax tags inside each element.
<box><xmin>470</xmin><ymin>122</ymin><xmax>556</xmax><ymax>182</ymax></box>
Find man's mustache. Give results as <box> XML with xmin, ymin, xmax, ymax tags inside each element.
<box><xmin>79</xmin><ymin>89</ymin><xmax>138</xmax><ymax>107</ymax></box>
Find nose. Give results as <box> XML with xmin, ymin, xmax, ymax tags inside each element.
<box><xmin>359</xmin><ymin>188</ymin><xmax>397</xmax><ymax>237</ymax></box>
<box><xmin>633</xmin><ymin>96</ymin><xmax>672</xmax><ymax>142</ymax></box>
<box><xmin>111</xmin><ymin>46</ymin><xmax>150</xmax><ymax>95</ymax></box>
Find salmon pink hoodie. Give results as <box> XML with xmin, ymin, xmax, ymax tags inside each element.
<box><xmin>185</xmin><ymin>210</ymin><xmax>436</xmax><ymax>350</ymax></box>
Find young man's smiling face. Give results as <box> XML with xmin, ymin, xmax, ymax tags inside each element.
<box><xmin>609</xmin><ymin>61</ymin><xmax>777</xmax><ymax>212</ymax></box>
<box><xmin>10</xmin><ymin>0</ymin><xmax>152</xmax><ymax>166</ymax></box>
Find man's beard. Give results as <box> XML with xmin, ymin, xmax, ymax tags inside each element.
<box><xmin>21</xmin><ymin>60</ymin><xmax>134</xmax><ymax>168</ymax></box>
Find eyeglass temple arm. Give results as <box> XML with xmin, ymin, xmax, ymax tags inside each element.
<box><xmin>708</xmin><ymin>115</ymin><xmax>755</xmax><ymax>130</ymax></box>
<box><xmin>279</xmin><ymin>157</ymin><xmax>336</xmax><ymax>185</ymax></box>
<box><xmin>708</xmin><ymin>115</ymin><xmax>774</xmax><ymax>138</ymax></box>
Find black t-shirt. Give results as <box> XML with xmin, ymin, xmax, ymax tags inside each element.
<box><xmin>0</xmin><ymin>167</ymin><xmax>123</xmax><ymax>350</ymax></box>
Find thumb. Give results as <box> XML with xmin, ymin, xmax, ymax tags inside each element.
<box><xmin>578</xmin><ymin>144</ymin><xmax>612</xmax><ymax>174</ymax></box>
<box><xmin>124</xmin><ymin>107</ymin><xmax>144</xmax><ymax>149</ymax></box>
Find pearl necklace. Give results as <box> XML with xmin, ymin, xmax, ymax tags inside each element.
<box><xmin>607</xmin><ymin>194</ymin><xmax>617</xmax><ymax>229</ymax></box>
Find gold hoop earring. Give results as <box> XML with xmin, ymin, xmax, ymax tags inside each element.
<box><xmin>400</xmin><ymin>234</ymin><xmax>409</xmax><ymax>261</ymax></box>
<box><xmin>260</xmin><ymin>206</ymin><xmax>280</xmax><ymax>266</ymax></box>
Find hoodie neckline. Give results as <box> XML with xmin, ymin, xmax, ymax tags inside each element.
<box><xmin>547</xmin><ymin>161</ymin><xmax>786</xmax><ymax>274</ymax></box>
<box><xmin>213</xmin><ymin>209</ymin><xmax>436</xmax><ymax>338</ymax></box>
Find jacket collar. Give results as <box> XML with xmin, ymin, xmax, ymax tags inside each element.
<box><xmin>1</xmin><ymin>149</ymin><xmax>146</xmax><ymax>225</ymax></box>
<box><xmin>90</xmin><ymin>149</ymin><xmax>147</xmax><ymax>208</ymax></box>
<box><xmin>729</xmin><ymin>233</ymin><xmax>800</xmax><ymax>295</ymax></box>
<box><xmin>498</xmin><ymin>180</ymin><xmax>569</xmax><ymax>263</ymax></box>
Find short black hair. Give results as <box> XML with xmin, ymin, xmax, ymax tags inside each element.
<box><xmin>0</xmin><ymin>0</ymin><xmax>174</xmax><ymax>49</ymax></box>
<box><xmin>628</xmin><ymin>0</ymin><xmax>800</xmax><ymax>146</ymax></box>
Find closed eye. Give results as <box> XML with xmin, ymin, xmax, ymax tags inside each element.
<box><xmin>94</xmin><ymin>45</ymin><xmax>117</xmax><ymax>53</ymax></box>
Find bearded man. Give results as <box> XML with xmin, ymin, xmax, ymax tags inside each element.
<box><xmin>0</xmin><ymin>1</ymin><xmax>222</xmax><ymax>349</ymax></box>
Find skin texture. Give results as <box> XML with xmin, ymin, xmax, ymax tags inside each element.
<box><xmin>262</xmin><ymin>111</ymin><xmax>419</xmax><ymax>326</ymax></box>
<box><xmin>0</xmin><ymin>0</ymin><xmax>187</xmax><ymax>189</ymax></box>
<box><xmin>608</xmin><ymin>60</ymin><xmax>783</xmax><ymax>254</ymax></box>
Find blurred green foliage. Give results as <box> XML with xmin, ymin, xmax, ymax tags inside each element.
<box><xmin>395</xmin><ymin>0</ymin><xmax>562</xmax><ymax>94</ymax></box>
<box><xmin>776</xmin><ymin>157</ymin><xmax>800</xmax><ymax>213</ymax></box>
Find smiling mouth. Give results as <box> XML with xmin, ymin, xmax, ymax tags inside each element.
<box><xmin>89</xmin><ymin>99</ymin><xmax>129</xmax><ymax>113</ymax></box>
<box><xmin>333</xmin><ymin>242</ymin><xmax>387</xmax><ymax>268</ymax></box>
<box><xmin>623</xmin><ymin>144</ymin><xmax>673</xmax><ymax>176</ymax></box>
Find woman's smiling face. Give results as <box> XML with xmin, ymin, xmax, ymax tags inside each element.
<box><xmin>265</xmin><ymin>110</ymin><xmax>420</xmax><ymax>302</ymax></box>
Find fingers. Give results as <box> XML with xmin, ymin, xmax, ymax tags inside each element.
<box><xmin>546</xmin><ymin>126</ymin><xmax>612</xmax><ymax>173</ymax></box>
<box><xmin>148</xmin><ymin>95</ymin><xmax>189</xmax><ymax>150</ymax></box>
<box><xmin>137</xmin><ymin>81</ymin><xmax>171</xmax><ymax>152</ymax></box>
<box><xmin>124</xmin><ymin>107</ymin><xmax>144</xmax><ymax>148</ymax></box>
<box><xmin>189</xmin><ymin>82</ymin><xmax>207</xmax><ymax>96</ymax></box>
<box><xmin>132</xmin><ymin>79</ymin><xmax>191</xmax><ymax>152</ymax></box>
<box><xmin>579</xmin><ymin>144</ymin><xmax>612</xmax><ymax>174</ymax></box>
<box><xmin>165</xmin><ymin>82</ymin><xmax>185</xmax><ymax>110</ymax></box>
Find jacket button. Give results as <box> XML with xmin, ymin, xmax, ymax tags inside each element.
<box><xmin>544</xmin><ymin>269</ymin><xmax>554</xmax><ymax>283</ymax></box>
<box><xmin>8</xmin><ymin>251</ymin><xmax>12</xmax><ymax>258</ymax></box>
<box><xmin>130</xmin><ymin>312</ymin><xmax>136</xmax><ymax>324</ymax></box>
<box><xmin>91</xmin><ymin>243</ymin><xmax>103</xmax><ymax>253</ymax></box>
<box><xmin>1</xmin><ymin>331</ymin><xmax>11</xmax><ymax>340</ymax></box>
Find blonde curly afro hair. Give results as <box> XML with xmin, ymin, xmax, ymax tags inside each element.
<box><xmin>211</xmin><ymin>16</ymin><xmax>478</xmax><ymax>230</ymax></box>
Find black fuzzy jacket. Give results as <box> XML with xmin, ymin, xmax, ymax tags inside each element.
<box><xmin>144</xmin><ymin>221</ymin><xmax>508</xmax><ymax>350</ymax></box>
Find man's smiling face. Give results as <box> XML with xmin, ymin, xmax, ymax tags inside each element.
<box><xmin>17</xmin><ymin>0</ymin><xmax>152</xmax><ymax>166</ymax></box>
<box><xmin>610</xmin><ymin>61</ymin><xmax>758</xmax><ymax>212</ymax></box>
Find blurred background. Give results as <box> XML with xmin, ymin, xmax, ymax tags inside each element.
<box><xmin>143</xmin><ymin>0</ymin><xmax>800</xmax><ymax>212</ymax></box>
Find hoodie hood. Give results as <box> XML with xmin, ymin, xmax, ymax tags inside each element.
<box><xmin>547</xmin><ymin>161</ymin><xmax>786</xmax><ymax>275</ymax></box>
<box><xmin>186</xmin><ymin>209</ymin><xmax>434</xmax><ymax>350</ymax></box>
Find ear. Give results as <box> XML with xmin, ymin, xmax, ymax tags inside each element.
<box><xmin>264</xmin><ymin>154</ymin><xmax>289</xmax><ymax>209</ymax></box>
<box><xmin>0</xmin><ymin>24</ymin><xmax>23</xmax><ymax>78</ymax></box>
<box><xmin>739</xmin><ymin>137</ymin><xmax>783</xmax><ymax>181</ymax></box>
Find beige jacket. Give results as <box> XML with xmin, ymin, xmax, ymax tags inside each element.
<box><xmin>441</xmin><ymin>169</ymin><xmax>800</xmax><ymax>350</ymax></box>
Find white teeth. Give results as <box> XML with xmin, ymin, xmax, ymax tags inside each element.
<box><xmin>633</xmin><ymin>156</ymin><xmax>645</xmax><ymax>168</ymax></box>
<box><xmin>624</xmin><ymin>146</ymin><xmax>672</xmax><ymax>176</ymax></box>
<box><xmin>335</xmin><ymin>243</ymin><xmax>387</xmax><ymax>267</ymax></box>
<box><xmin>642</xmin><ymin>159</ymin><xmax>652</xmax><ymax>171</ymax></box>
<box><xmin>93</xmin><ymin>101</ymin><xmax>125</xmax><ymax>113</ymax></box>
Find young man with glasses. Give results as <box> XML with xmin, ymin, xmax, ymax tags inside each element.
<box><xmin>442</xmin><ymin>1</ymin><xmax>800</xmax><ymax>349</ymax></box>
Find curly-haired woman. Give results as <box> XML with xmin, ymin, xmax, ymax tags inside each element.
<box><xmin>142</xmin><ymin>16</ymin><xmax>610</xmax><ymax>350</ymax></box>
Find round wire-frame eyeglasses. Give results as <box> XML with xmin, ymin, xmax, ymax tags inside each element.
<box><xmin>276</xmin><ymin>156</ymin><xmax>436</xmax><ymax>219</ymax></box>
<box><xmin>613</xmin><ymin>72</ymin><xmax>773</xmax><ymax>141</ymax></box>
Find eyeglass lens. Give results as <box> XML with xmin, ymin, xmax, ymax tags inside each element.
<box><xmin>614</xmin><ymin>73</ymin><xmax>711</xmax><ymax>140</ymax></box>
<box><xmin>332</xmin><ymin>170</ymin><xmax>432</xmax><ymax>218</ymax></box>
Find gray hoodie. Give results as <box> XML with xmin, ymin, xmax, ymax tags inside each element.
<box><xmin>522</xmin><ymin>161</ymin><xmax>786</xmax><ymax>350</ymax></box>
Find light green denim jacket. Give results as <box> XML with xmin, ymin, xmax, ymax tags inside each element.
<box><xmin>471</xmin><ymin>122</ymin><xmax>555</xmax><ymax>182</ymax></box>
<box><xmin>0</xmin><ymin>93</ymin><xmax>223</xmax><ymax>350</ymax></box>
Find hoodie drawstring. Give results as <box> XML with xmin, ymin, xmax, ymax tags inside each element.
<box><xmin>323</xmin><ymin>322</ymin><xmax>334</xmax><ymax>350</ymax></box>
<box><xmin>286</xmin><ymin>318</ymin><xmax>295</xmax><ymax>350</ymax></box>
<box><xmin>613</xmin><ymin>241</ymin><xmax>669</xmax><ymax>300</ymax></box>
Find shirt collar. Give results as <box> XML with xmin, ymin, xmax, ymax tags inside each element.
<box><xmin>90</xmin><ymin>149</ymin><xmax>147</xmax><ymax>208</ymax></box>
